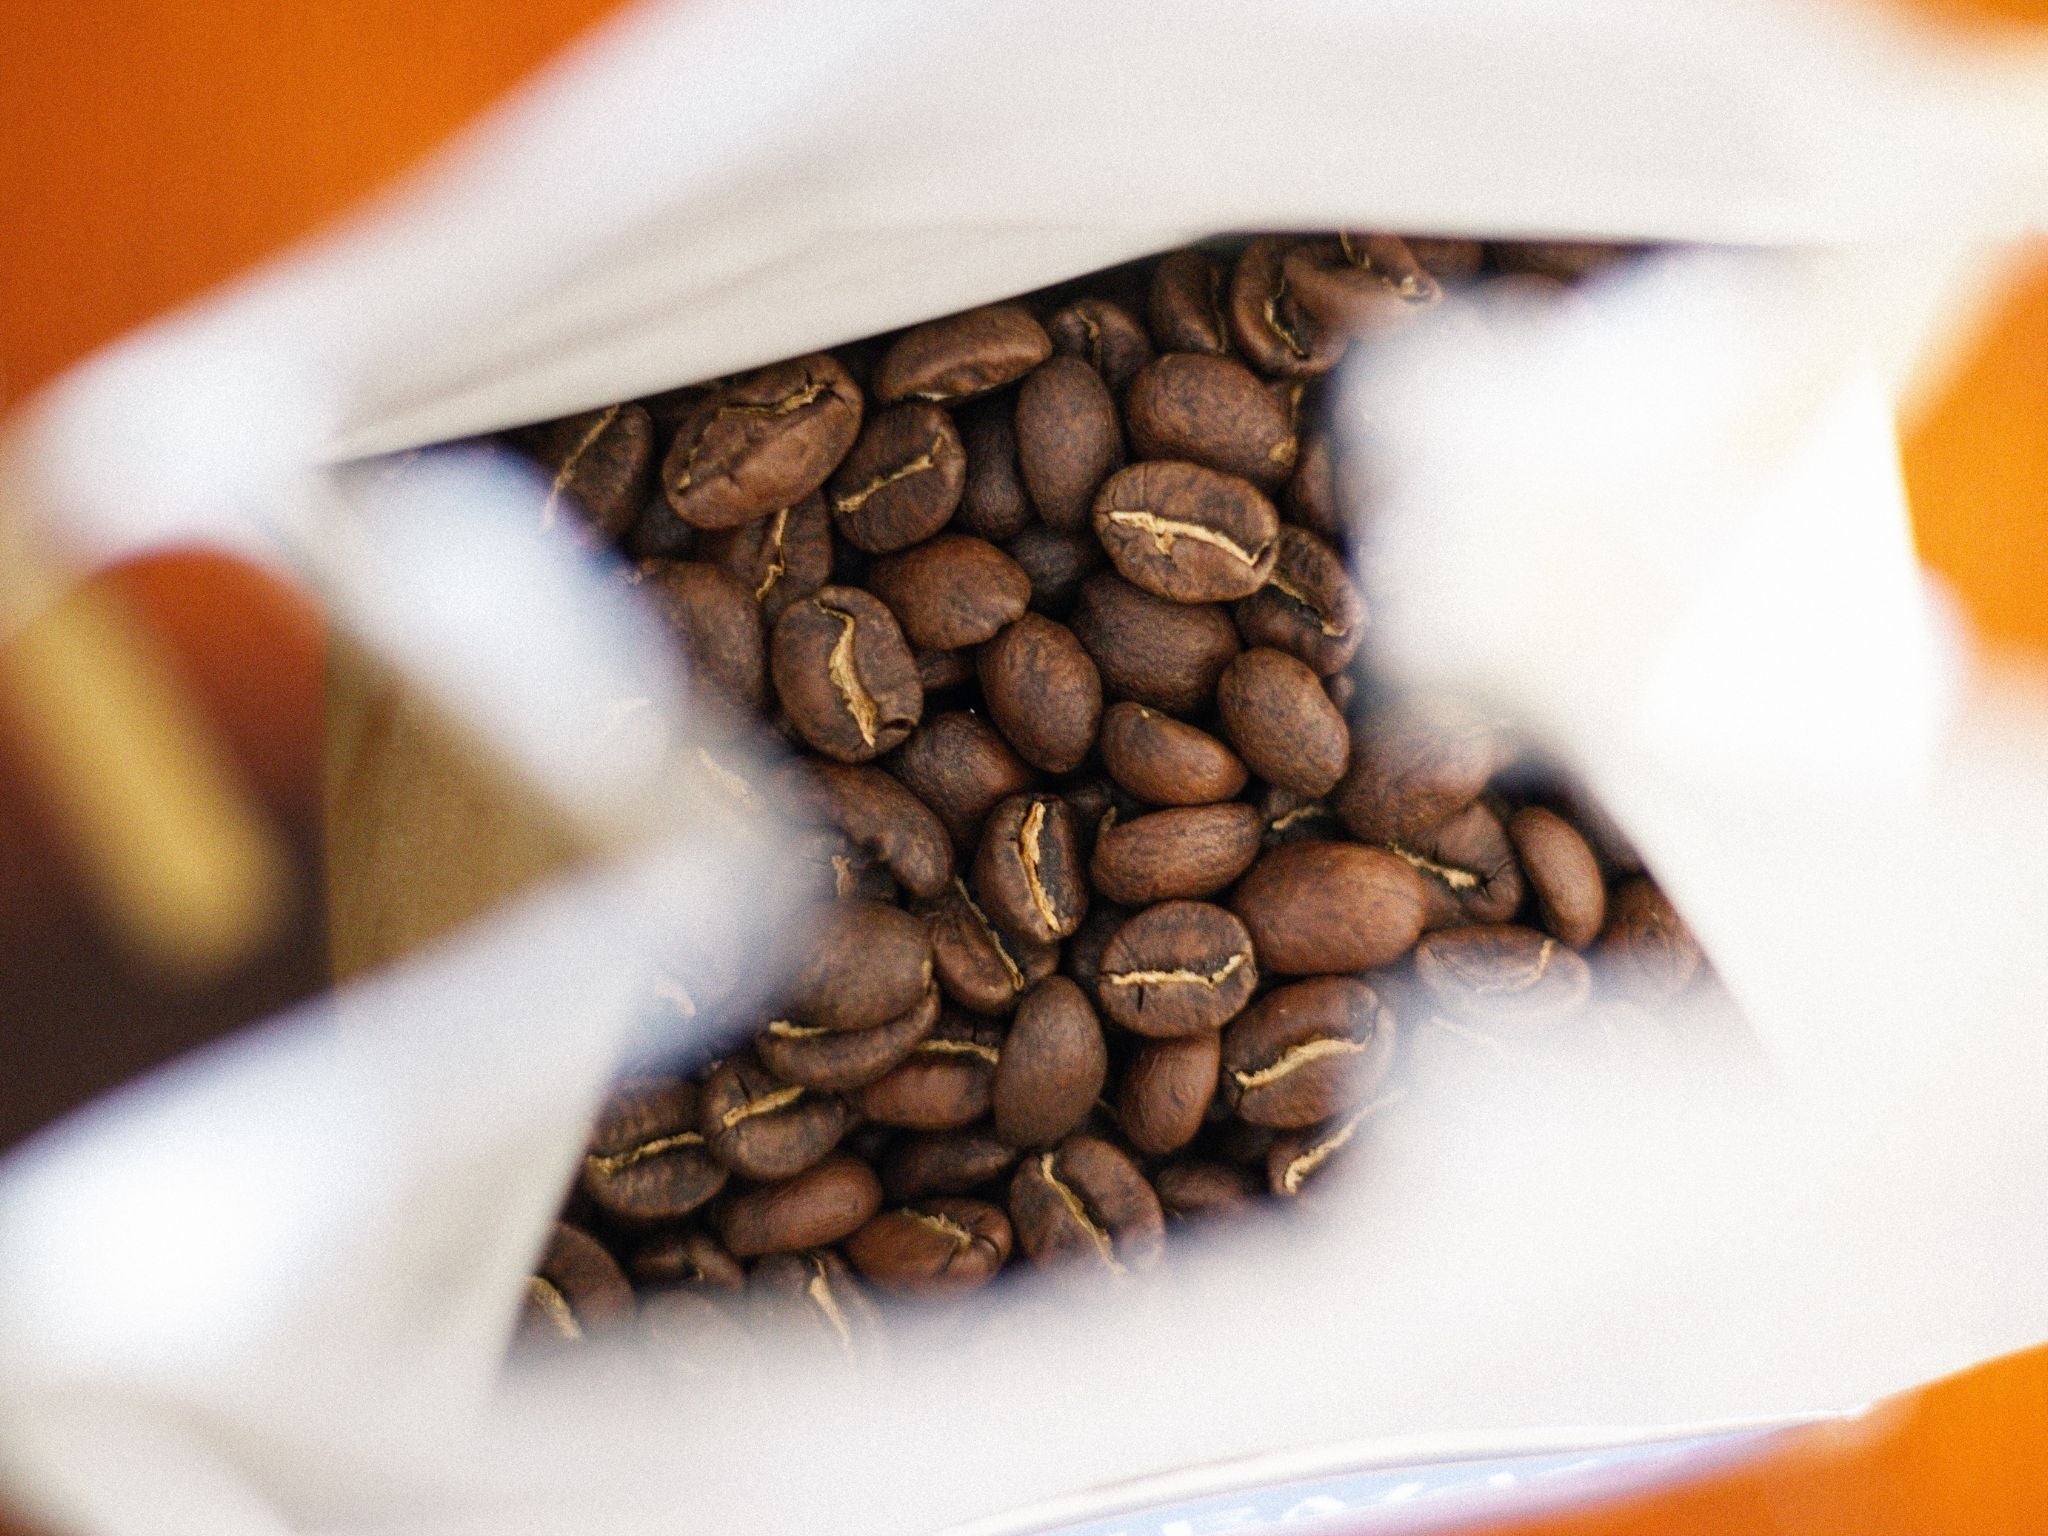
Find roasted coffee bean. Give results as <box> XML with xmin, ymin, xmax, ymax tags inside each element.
<box><xmin>581</xmin><ymin>1075</ymin><xmax>728</xmax><ymax>1224</ymax></box>
<box><xmin>1390</xmin><ymin>799</ymin><xmax>1524</xmax><ymax>929</ymax></box>
<box><xmin>1090</xmin><ymin>803</ymin><xmax>1262</xmax><ymax>905</ymax></box>
<box><xmin>1155</xmin><ymin>1160</ymin><xmax>1262</xmax><ymax>1222</ymax></box>
<box><xmin>631</xmin><ymin>1228</ymin><xmax>746</xmax><ymax>1292</ymax></box>
<box><xmin>659</xmin><ymin>353</ymin><xmax>863</xmax><ymax>530</ymax></box>
<box><xmin>1009</xmin><ymin>1136</ymin><xmax>1165</xmax><ymax>1274</ymax></box>
<box><xmin>921</xmin><ymin>877</ymin><xmax>1060</xmax><ymax>1015</ymax></box>
<box><xmin>793</xmin><ymin>761</ymin><xmax>953</xmax><ymax>899</ymax></box>
<box><xmin>1508</xmin><ymin>803</ymin><xmax>1605</xmax><ymax>943</ymax></box>
<box><xmin>873</xmin><ymin>304</ymin><xmax>1052</xmax><ymax>404</ymax></box>
<box><xmin>718</xmin><ymin>1154</ymin><xmax>883</xmax><ymax>1258</ymax></box>
<box><xmin>699</xmin><ymin>1055</ymin><xmax>852</xmax><ymax>1181</ymax></box>
<box><xmin>1093</xmin><ymin>462</ymin><xmax>1279</xmax><ymax>604</ymax></box>
<box><xmin>748</xmin><ymin>1248</ymin><xmax>882</xmax><ymax>1360</ymax></box>
<box><xmin>1334</xmin><ymin>695</ymin><xmax>1499</xmax><ymax>845</ymax></box>
<box><xmin>917</xmin><ymin>648</ymin><xmax>976</xmax><ymax>694</ymax></box>
<box><xmin>1233</xmin><ymin>526</ymin><xmax>1364</xmax><ymax>675</ymax></box>
<box><xmin>1491</xmin><ymin>240</ymin><xmax>1636</xmax><ymax>282</ymax></box>
<box><xmin>1231</xmin><ymin>841</ymin><xmax>1429</xmax><ymax>974</ymax></box>
<box><xmin>1598</xmin><ymin>878</ymin><xmax>1703</xmax><ymax>1004</ymax></box>
<box><xmin>1061</xmin><ymin>899</ymin><xmax>1130</xmax><ymax>997</ymax></box>
<box><xmin>520</xmin><ymin>1223</ymin><xmax>634</xmax><ymax>1344</ymax></box>
<box><xmin>783</xmin><ymin>899</ymin><xmax>933</xmax><ymax>1030</ymax></box>
<box><xmin>1097</xmin><ymin>901</ymin><xmax>1258</xmax><ymax>1036</ymax></box>
<box><xmin>1125</xmin><ymin>353</ymin><xmax>1297</xmax><ymax>490</ymax></box>
<box><xmin>1284</xmin><ymin>428</ymin><xmax>1345</xmax><ymax>544</ymax></box>
<box><xmin>1221</xmin><ymin>977</ymin><xmax>1396</xmax><ymax>1129</ymax></box>
<box><xmin>635</xmin><ymin>560</ymin><xmax>767</xmax><ymax>716</ymax></box>
<box><xmin>1216</xmin><ymin>648</ymin><xmax>1349</xmax><ymax>796</ymax></box>
<box><xmin>846</xmin><ymin>1198</ymin><xmax>1013</xmax><ymax>1295</ymax></box>
<box><xmin>828</xmin><ymin>403</ymin><xmax>967</xmax><ymax>553</ymax></box>
<box><xmin>978</xmin><ymin>615</ymin><xmax>1103</xmax><ymax>774</ymax></box>
<box><xmin>517</xmin><ymin>402</ymin><xmax>656</xmax><ymax>543</ymax></box>
<box><xmin>1046</xmin><ymin>297</ymin><xmax>1155</xmax><ymax>394</ymax></box>
<box><xmin>954</xmin><ymin>397</ymin><xmax>1035</xmax><ymax>541</ymax></box>
<box><xmin>1119</xmin><ymin>1032</ymin><xmax>1221</xmax><ymax>1157</ymax></box>
<box><xmin>1004</xmin><ymin>522</ymin><xmax>1105</xmax><ymax>616</ymax></box>
<box><xmin>1415</xmin><ymin>924</ymin><xmax>1594</xmax><ymax>1022</ymax></box>
<box><xmin>991</xmin><ymin>976</ymin><xmax>1108</xmax><ymax>1147</ymax></box>
<box><xmin>1016</xmin><ymin>356</ymin><xmax>1124</xmax><ymax>531</ymax></box>
<box><xmin>771</xmin><ymin>586</ymin><xmax>923</xmax><ymax>762</ymax></box>
<box><xmin>971</xmin><ymin>792</ymin><xmax>1089</xmax><ymax>944</ymax></box>
<box><xmin>757</xmin><ymin>986</ymin><xmax>940</xmax><ymax>1091</ymax></box>
<box><xmin>695</xmin><ymin>492</ymin><xmax>833</xmax><ymax>624</ymax></box>
<box><xmin>880</xmin><ymin>1128</ymin><xmax>1021</xmax><ymax>1200</ymax></box>
<box><xmin>886</xmin><ymin>710</ymin><xmax>1037</xmax><ymax>849</ymax></box>
<box><xmin>1266</xmin><ymin>1102</ymin><xmax>1378</xmax><ymax>1198</ymax></box>
<box><xmin>1147</xmin><ymin>249</ymin><xmax>1231</xmax><ymax>356</ymax></box>
<box><xmin>1281</xmin><ymin>234</ymin><xmax>1441</xmax><ymax>334</ymax></box>
<box><xmin>1227</xmin><ymin>237</ymin><xmax>1346</xmax><ymax>378</ymax></box>
<box><xmin>1098</xmin><ymin>703</ymin><xmax>1248</xmax><ymax>806</ymax></box>
<box><xmin>797</xmin><ymin>828</ymin><xmax>900</xmax><ymax>904</ymax></box>
<box><xmin>867</xmin><ymin>535</ymin><xmax>1031</xmax><ymax>652</ymax></box>
<box><xmin>852</xmin><ymin>1011</ymin><xmax>1002</xmax><ymax>1130</ymax></box>
<box><xmin>1259</xmin><ymin>785</ymin><xmax>1344</xmax><ymax>846</ymax></box>
<box><xmin>1071</xmin><ymin>574</ymin><xmax>1241</xmax><ymax>715</ymax></box>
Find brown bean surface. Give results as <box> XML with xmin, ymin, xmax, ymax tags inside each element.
<box><xmin>1119</xmin><ymin>1032</ymin><xmax>1221</xmax><ymax>1157</ymax></box>
<box><xmin>1090</xmin><ymin>803</ymin><xmax>1263</xmax><ymax>904</ymax></box>
<box><xmin>1016</xmin><ymin>356</ymin><xmax>1124</xmax><ymax>531</ymax></box>
<box><xmin>1126</xmin><ymin>353</ymin><xmax>1297</xmax><ymax>489</ymax></box>
<box><xmin>1415</xmin><ymin>924</ymin><xmax>1594</xmax><ymax>1022</ymax></box>
<box><xmin>971</xmin><ymin>793</ymin><xmax>1090</xmax><ymax>944</ymax></box>
<box><xmin>1096</xmin><ymin>901</ymin><xmax>1258</xmax><ymax>1036</ymax></box>
<box><xmin>1070</xmin><ymin>574</ymin><xmax>1241</xmax><ymax>715</ymax></box>
<box><xmin>1232</xmin><ymin>526</ymin><xmax>1365</xmax><ymax>675</ymax></box>
<box><xmin>991</xmin><ymin>976</ymin><xmax>1108</xmax><ymax>1148</ymax></box>
<box><xmin>1097</xmin><ymin>703</ymin><xmax>1248</xmax><ymax>806</ymax></box>
<box><xmin>1220</xmin><ymin>977</ymin><xmax>1396</xmax><ymax>1128</ymax></box>
<box><xmin>1094</xmin><ymin>462</ymin><xmax>1279</xmax><ymax>603</ymax></box>
<box><xmin>661</xmin><ymin>353</ymin><xmax>863</xmax><ymax>529</ymax></box>
<box><xmin>873</xmin><ymin>304</ymin><xmax>1052</xmax><ymax>404</ymax></box>
<box><xmin>1510</xmin><ymin>807</ymin><xmax>1607</xmax><ymax>949</ymax></box>
<box><xmin>718</xmin><ymin>1155</ymin><xmax>883</xmax><ymax>1257</ymax></box>
<box><xmin>828</xmin><ymin>403</ymin><xmax>967</xmax><ymax>553</ymax></box>
<box><xmin>866</xmin><ymin>534</ymin><xmax>1031</xmax><ymax>652</ymax></box>
<box><xmin>772</xmin><ymin>586</ymin><xmax>923</xmax><ymax>762</ymax></box>
<box><xmin>1230</xmin><ymin>842</ymin><xmax>1428</xmax><ymax>974</ymax></box>
<box><xmin>978</xmin><ymin>615</ymin><xmax>1103</xmax><ymax>774</ymax></box>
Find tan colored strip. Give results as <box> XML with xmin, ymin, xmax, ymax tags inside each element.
<box><xmin>585</xmin><ymin>1129</ymin><xmax>708</xmax><ymax>1178</ymax></box>
<box><xmin>806</xmin><ymin>1260</ymin><xmax>856</xmax><ymax>1354</ymax></box>
<box><xmin>1231</xmin><ymin>1036</ymin><xmax>1368</xmax><ymax>1091</ymax></box>
<box><xmin>832</xmin><ymin>437</ymin><xmax>944</xmax><ymax>514</ymax></box>
<box><xmin>719</xmin><ymin>1084</ymin><xmax>805</xmax><ymax>1129</ymax></box>
<box><xmin>1102</xmin><ymin>509</ymin><xmax>1270</xmax><ymax>571</ymax></box>
<box><xmin>765</xmin><ymin>1019</ymin><xmax>831</xmax><ymax>1040</ymax></box>
<box><xmin>1101</xmin><ymin>950</ymin><xmax>1248</xmax><ymax>990</ymax></box>
<box><xmin>1277</xmin><ymin>1088</ymin><xmax>1406</xmax><ymax>1195</ymax></box>
<box><xmin>1388</xmin><ymin>843</ymin><xmax>1481</xmax><ymax>892</ymax></box>
<box><xmin>753</xmin><ymin>504</ymin><xmax>793</xmax><ymax>601</ymax></box>
<box><xmin>957</xmin><ymin>879</ymin><xmax>1025</xmax><ymax>991</ymax></box>
<box><xmin>1017</xmin><ymin>798</ymin><xmax>1061</xmax><ymax>933</ymax></box>
<box><xmin>1267</xmin><ymin>572</ymin><xmax>1348</xmax><ymax>637</ymax></box>
<box><xmin>907</xmin><ymin>1210</ymin><xmax>976</xmax><ymax>1250</ymax></box>
<box><xmin>541</xmin><ymin>403</ymin><xmax>619</xmax><ymax>530</ymax></box>
<box><xmin>528</xmin><ymin>1276</ymin><xmax>582</xmax><ymax>1340</ymax></box>
<box><xmin>818</xmin><ymin>601</ymin><xmax>880</xmax><ymax>747</ymax></box>
<box><xmin>1039</xmin><ymin>1153</ymin><xmax>1125</xmax><ymax>1276</ymax></box>
<box><xmin>917</xmin><ymin>1038</ymin><xmax>1001</xmax><ymax>1065</ymax></box>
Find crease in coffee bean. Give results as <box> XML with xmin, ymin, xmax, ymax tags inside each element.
<box><xmin>1339</xmin><ymin>232</ymin><xmax>1438</xmax><ymax>302</ymax></box>
<box><xmin>1100</xmin><ymin>507</ymin><xmax>1272</xmax><ymax>571</ymax></box>
<box><xmin>1040</xmin><ymin>1152</ymin><xmax>1125</xmax><ymax>1275</ymax></box>
<box><xmin>542</xmin><ymin>403</ymin><xmax>621</xmax><ymax>530</ymax></box>
<box><xmin>803</xmin><ymin>1258</ymin><xmax>857</xmax><ymax>1353</ymax></box>
<box><xmin>1230</xmin><ymin>1036</ymin><xmax>1369</xmax><ymax>1091</ymax></box>
<box><xmin>1100</xmin><ymin>950</ymin><xmax>1248</xmax><ymax>991</ymax></box>
<box><xmin>670</xmin><ymin>379</ymin><xmax>833</xmax><ymax>495</ymax></box>
<box><xmin>1268</xmin><ymin>805</ymin><xmax>1330</xmax><ymax>833</ymax></box>
<box><xmin>1018</xmin><ymin>800</ymin><xmax>1064</xmax><ymax>933</ymax></box>
<box><xmin>1388</xmin><ymin>842</ymin><xmax>1482</xmax><ymax>891</ymax></box>
<box><xmin>1265</xmin><ymin>573</ymin><xmax>1348</xmax><ymax>637</ymax></box>
<box><xmin>694</xmin><ymin>749</ymin><xmax>754</xmax><ymax>805</ymax></box>
<box><xmin>953</xmin><ymin>878</ymin><xmax>1028</xmax><ymax>992</ymax></box>
<box><xmin>817</xmin><ymin>601</ymin><xmax>882</xmax><ymax>745</ymax></box>
<box><xmin>831</xmin><ymin>436</ymin><xmax>946</xmax><ymax>513</ymax></box>
<box><xmin>527</xmin><ymin>1276</ymin><xmax>583</xmax><ymax>1340</ymax></box>
<box><xmin>915</xmin><ymin>1038</ymin><xmax>1001</xmax><ymax>1065</ymax></box>
<box><xmin>830</xmin><ymin>855</ymin><xmax>861</xmax><ymax>897</ymax></box>
<box><xmin>1275</xmin><ymin>1088</ymin><xmax>1403</xmax><ymax>1194</ymax></box>
<box><xmin>753</xmin><ymin>505</ymin><xmax>793</xmax><ymax>600</ymax></box>
<box><xmin>907</xmin><ymin>1208</ymin><xmax>977</xmax><ymax>1254</ymax></box>
<box><xmin>765</xmin><ymin>1019</ymin><xmax>831</xmax><ymax>1040</ymax></box>
<box><xmin>1451</xmin><ymin>935</ymin><xmax>1559</xmax><ymax>993</ymax></box>
<box><xmin>1262</xmin><ymin>284</ymin><xmax>1311</xmax><ymax>360</ymax></box>
<box><xmin>720</xmin><ymin>1084</ymin><xmax>807</xmax><ymax>1129</ymax></box>
<box><xmin>584</xmin><ymin>1129</ymin><xmax>709</xmax><ymax>1177</ymax></box>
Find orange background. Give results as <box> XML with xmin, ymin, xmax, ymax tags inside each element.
<box><xmin>1</xmin><ymin>1</ymin><xmax>2045</xmax><ymax>1531</ymax></box>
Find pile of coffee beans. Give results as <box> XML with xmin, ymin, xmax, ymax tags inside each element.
<box><xmin>503</xmin><ymin>234</ymin><xmax>1708</xmax><ymax>1352</ymax></box>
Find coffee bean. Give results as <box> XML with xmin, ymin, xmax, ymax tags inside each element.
<box><xmin>1009</xmin><ymin>1136</ymin><xmax>1165</xmax><ymax>1274</ymax></box>
<box><xmin>695</xmin><ymin>492</ymin><xmax>833</xmax><ymax>624</ymax></box>
<box><xmin>1491</xmin><ymin>240</ymin><xmax>1636</xmax><ymax>282</ymax></box>
<box><xmin>1071</xmin><ymin>574</ymin><xmax>1241</xmax><ymax>715</ymax></box>
<box><xmin>1220</xmin><ymin>977</ymin><xmax>1396</xmax><ymax>1128</ymax></box>
<box><xmin>1096</xmin><ymin>901</ymin><xmax>1258</xmax><ymax>1036</ymax></box>
<box><xmin>748</xmin><ymin>1248</ymin><xmax>882</xmax><ymax>1361</ymax></box>
<box><xmin>581</xmin><ymin>1075</ymin><xmax>729</xmax><ymax>1224</ymax></box>
<box><xmin>659</xmin><ymin>353</ymin><xmax>863</xmax><ymax>530</ymax></box>
<box><xmin>1016</xmin><ymin>357</ymin><xmax>1125</xmax><ymax>531</ymax></box>
<box><xmin>1097</xmin><ymin>703</ymin><xmax>1247</xmax><ymax>806</ymax></box>
<box><xmin>1231</xmin><ymin>842</ymin><xmax>1429</xmax><ymax>974</ymax></box>
<box><xmin>851</xmin><ymin>1011</ymin><xmax>1002</xmax><ymax>1130</ymax></box>
<box><xmin>798</xmin><ymin>828</ymin><xmax>900</xmax><ymax>904</ymax></box>
<box><xmin>771</xmin><ymin>586</ymin><xmax>923</xmax><ymax>762</ymax></box>
<box><xmin>792</xmin><ymin>761</ymin><xmax>953</xmax><ymax>900</ymax></box>
<box><xmin>991</xmin><ymin>976</ymin><xmax>1108</xmax><ymax>1147</ymax></box>
<box><xmin>1046</xmin><ymin>297</ymin><xmax>1155</xmax><ymax>394</ymax></box>
<box><xmin>1407</xmin><ymin>236</ymin><xmax>1488</xmax><ymax>281</ymax></box>
<box><xmin>718</xmin><ymin>1155</ymin><xmax>883</xmax><ymax>1258</ymax></box>
<box><xmin>1414</xmin><ymin>924</ymin><xmax>1594</xmax><ymax>1022</ymax></box>
<box><xmin>917</xmin><ymin>648</ymin><xmax>976</xmax><ymax>694</ymax></box>
<box><xmin>757</xmin><ymin>986</ymin><xmax>940</xmax><ymax>1091</ymax></box>
<box><xmin>1258</xmin><ymin>785</ymin><xmax>1344</xmax><ymax>847</ymax></box>
<box><xmin>516</xmin><ymin>402</ymin><xmax>656</xmax><ymax>544</ymax></box>
<box><xmin>1119</xmin><ymin>1032</ymin><xmax>1221</xmax><ymax>1157</ymax></box>
<box><xmin>1597</xmin><ymin>878</ymin><xmax>1702</xmax><ymax>1004</ymax></box>
<box><xmin>1147</xmin><ymin>249</ymin><xmax>1231</xmax><ymax>356</ymax></box>
<box><xmin>1334</xmin><ymin>696</ymin><xmax>1499</xmax><ymax>845</ymax></box>
<box><xmin>1093</xmin><ymin>462</ymin><xmax>1279</xmax><ymax>604</ymax></box>
<box><xmin>635</xmin><ymin>559</ymin><xmax>766</xmax><ymax>716</ymax></box>
<box><xmin>1266</xmin><ymin>1102</ymin><xmax>1378</xmax><ymax>1198</ymax></box>
<box><xmin>921</xmin><ymin>877</ymin><xmax>1060</xmax><ymax>1015</ymax></box>
<box><xmin>630</xmin><ymin>1228</ymin><xmax>746</xmax><ymax>1291</ymax></box>
<box><xmin>971</xmin><ymin>792</ymin><xmax>1089</xmax><ymax>944</ymax></box>
<box><xmin>880</xmin><ymin>1128</ymin><xmax>1020</xmax><ymax>1200</ymax></box>
<box><xmin>1281</xmin><ymin>234</ymin><xmax>1441</xmax><ymax>334</ymax></box>
<box><xmin>977</xmin><ymin>614</ymin><xmax>1103</xmax><ymax>774</ymax></box>
<box><xmin>1233</xmin><ymin>526</ymin><xmax>1365</xmax><ymax>675</ymax></box>
<box><xmin>885</xmin><ymin>710</ymin><xmax>1037</xmax><ymax>849</ymax></box>
<box><xmin>867</xmin><ymin>535</ymin><xmax>1031</xmax><ymax>652</ymax></box>
<box><xmin>1155</xmin><ymin>1160</ymin><xmax>1261</xmax><ymax>1222</ymax></box>
<box><xmin>846</xmin><ymin>1198</ymin><xmax>1013</xmax><ymax>1295</ymax></box>
<box><xmin>699</xmin><ymin>1055</ymin><xmax>852</xmax><ymax>1181</ymax></box>
<box><xmin>1004</xmin><ymin>523</ymin><xmax>1105</xmax><ymax>616</ymax></box>
<box><xmin>1388</xmin><ymin>799</ymin><xmax>1524</xmax><ymax>928</ymax></box>
<box><xmin>1283</xmin><ymin>429</ymin><xmax>1345</xmax><ymax>543</ymax></box>
<box><xmin>520</xmin><ymin>1223</ymin><xmax>634</xmax><ymax>1345</ymax></box>
<box><xmin>783</xmin><ymin>899</ymin><xmax>933</xmax><ymax>1030</ymax></box>
<box><xmin>1505</xmin><ymin>807</ymin><xmax>1604</xmax><ymax>949</ymax></box>
<box><xmin>1216</xmin><ymin>649</ymin><xmax>1349</xmax><ymax>797</ymax></box>
<box><xmin>1061</xmin><ymin>899</ymin><xmax>1130</xmax><ymax>997</ymax></box>
<box><xmin>954</xmin><ymin>398</ymin><xmax>1034</xmax><ymax>541</ymax></box>
<box><xmin>1125</xmin><ymin>353</ymin><xmax>1297</xmax><ymax>490</ymax></box>
<box><xmin>1090</xmin><ymin>803</ymin><xmax>1262</xmax><ymax>905</ymax></box>
<box><xmin>828</xmin><ymin>403</ymin><xmax>967</xmax><ymax>553</ymax></box>
<box><xmin>873</xmin><ymin>304</ymin><xmax>1052</xmax><ymax>404</ymax></box>
<box><xmin>1227</xmin><ymin>238</ymin><xmax>1346</xmax><ymax>378</ymax></box>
